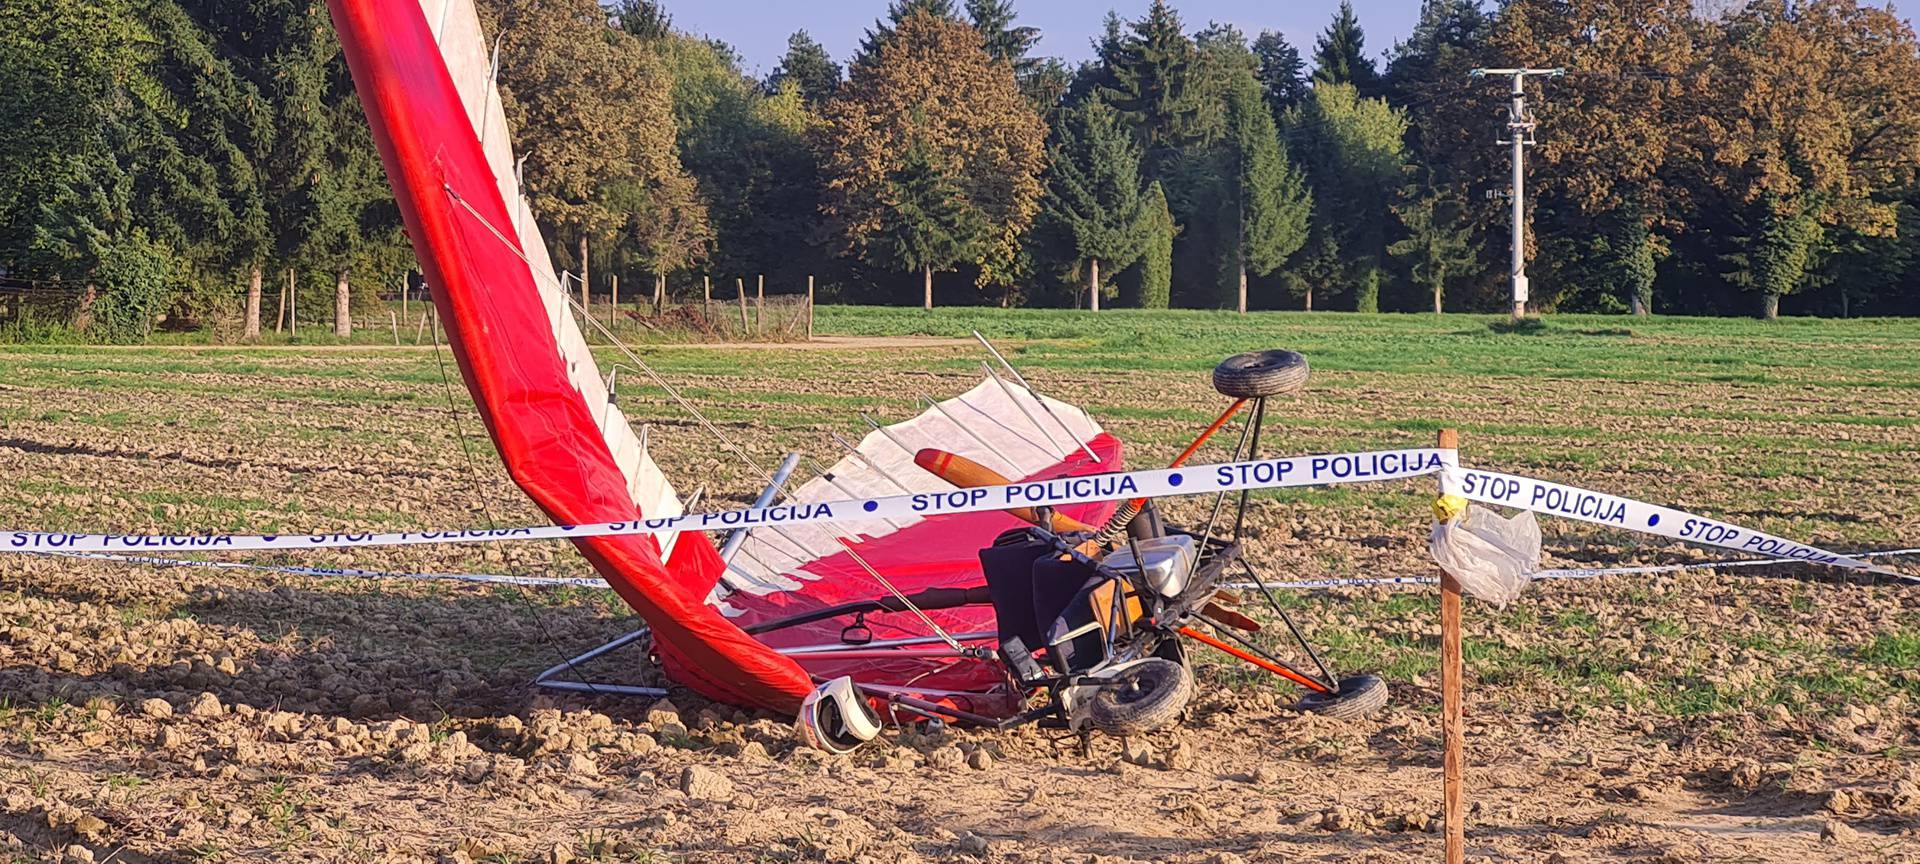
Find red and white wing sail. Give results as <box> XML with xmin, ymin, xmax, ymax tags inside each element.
<box><xmin>328</xmin><ymin>0</ymin><xmax>812</xmax><ymax>711</ymax></box>
<box><xmin>417</xmin><ymin>0</ymin><xmax>683</xmax><ymax>541</ymax></box>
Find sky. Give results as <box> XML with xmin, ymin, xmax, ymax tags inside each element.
<box><xmin>662</xmin><ymin>1</ymin><xmax>1425</xmax><ymax>80</ymax></box>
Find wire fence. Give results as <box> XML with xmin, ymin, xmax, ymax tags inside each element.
<box><xmin>0</xmin><ymin>278</ymin><xmax>86</xmax><ymax>327</ymax></box>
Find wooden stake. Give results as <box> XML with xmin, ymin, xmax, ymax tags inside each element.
<box><xmin>736</xmin><ymin>277</ymin><xmax>749</xmax><ymax>335</ymax></box>
<box><xmin>401</xmin><ymin>274</ymin><xmax>409</xmax><ymax>326</ymax></box>
<box><xmin>806</xmin><ymin>274</ymin><xmax>814</xmax><ymax>341</ymax></box>
<box><xmin>389</xmin><ymin>310</ymin><xmax>399</xmax><ymax>346</ymax></box>
<box><xmin>289</xmin><ymin>269</ymin><xmax>297</xmax><ymax>336</ymax></box>
<box><xmin>703</xmin><ymin>275</ymin><xmax>711</xmax><ymax>322</ymax></box>
<box><xmin>610</xmin><ymin>274</ymin><xmax>619</xmax><ymax>329</ymax></box>
<box><xmin>755</xmin><ymin>274</ymin><xmax>764</xmax><ymax>334</ymax></box>
<box><xmin>1438</xmin><ymin>426</ymin><xmax>1465</xmax><ymax>864</ymax></box>
<box><xmin>275</xmin><ymin>269</ymin><xmax>287</xmax><ymax>334</ymax></box>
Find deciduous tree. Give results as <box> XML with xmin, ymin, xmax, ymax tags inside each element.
<box><xmin>819</xmin><ymin>10</ymin><xmax>1046</xmax><ymax>307</ymax></box>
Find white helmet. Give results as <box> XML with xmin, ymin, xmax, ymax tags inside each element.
<box><xmin>796</xmin><ymin>676</ymin><xmax>882</xmax><ymax>754</ymax></box>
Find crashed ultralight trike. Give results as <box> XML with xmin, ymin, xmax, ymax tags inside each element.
<box><xmin>760</xmin><ymin>349</ymin><xmax>1390</xmax><ymax>753</ymax></box>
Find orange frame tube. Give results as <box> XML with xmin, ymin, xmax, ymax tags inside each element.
<box><xmin>1179</xmin><ymin>625</ymin><xmax>1333</xmax><ymax>694</ymax></box>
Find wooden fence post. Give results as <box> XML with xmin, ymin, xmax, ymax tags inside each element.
<box><xmin>806</xmin><ymin>274</ymin><xmax>814</xmax><ymax>341</ymax></box>
<box><xmin>736</xmin><ymin>277</ymin><xmax>749</xmax><ymax>335</ymax></box>
<box><xmin>288</xmin><ymin>269</ymin><xmax>297</xmax><ymax>336</ymax></box>
<box><xmin>755</xmin><ymin>273</ymin><xmax>764</xmax><ymax>334</ymax></box>
<box><xmin>1439</xmin><ymin>426</ymin><xmax>1465</xmax><ymax>864</ymax></box>
<box><xmin>703</xmin><ymin>275</ymin><xmax>711</xmax><ymax>322</ymax></box>
<box><xmin>610</xmin><ymin>274</ymin><xmax>619</xmax><ymax>329</ymax></box>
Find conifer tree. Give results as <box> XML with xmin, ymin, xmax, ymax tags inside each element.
<box><xmin>1311</xmin><ymin>1</ymin><xmax>1380</xmax><ymax>97</ymax></box>
<box><xmin>766</xmin><ymin>31</ymin><xmax>841</xmax><ymax>106</ymax></box>
<box><xmin>1038</xmin><ymin>98</ymin><xmax>1152</xmax><ymax>311</ymax></box>
<box><xmin>1252</xmin><ymin>30</ymin><xmax>1308</xmax><ymax>117</ymax></box>
<box><xmin>1221</xmin><ymin>78</ymin><xmax>1310</xmax><ymax>312</ymax></box>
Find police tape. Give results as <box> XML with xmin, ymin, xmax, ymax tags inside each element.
<box><xmin>1224</xmin><ymin>548</ymin><xmax>1920</xmax><ymax>592</ymax></box>
<box><xmin>2</xmin><ymin>443</ymin><xmax>1905</xmax><ymax>582</ymax></box>
<box><xmin>2</xmin><ymin>447</ymin><xmax>1451</xmax><ymax>554</ymax></box>
<box><xmin>1439</xmin><ymin>463</ymin><xmax>1903</xmax><ymax>578</ymax></box>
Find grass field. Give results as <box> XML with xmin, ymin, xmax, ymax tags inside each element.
<box><xmin>0</xmin><ymin>308</ymin><xmax>1916</xmax><ymax>862</ymax></box>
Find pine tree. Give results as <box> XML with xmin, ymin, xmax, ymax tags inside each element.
<box><xmin>1311</xmin><ymin>1</ymin><xmax>1380</xmax><ymax>96</ymax></box>
<box><xmin>1222</xmin><ymin>78</ymin><xmax>1310</xmax><ymax>312</ymax></box>
<box><xmin>966</xmin><ymin>0</ymin><xmax>1038</xmax><ymax>72</ymax></box>
<box><xmin>766</xmin><ymin>30</ymin><xmax>841</xmax><ymax>106</ymax></box>
<box><xmin>1100</xmin><ymin>0</ymin><xmax>1202</xmax><ymax>161</ymax></box>
<box><xmin>1038</xmin><ymin>98</ymin><xmax>1152</xmax><ymax>311</ymax></box>
<box><xmin>1252</xmin><ymin>30</ymin><xmax>1308</xmax><ymax>118</ymax></box>
<box><xmin>1388</xmin><ymin>184</ymin><xmax>1479</xmax><ymax>313</ymax></box>
<box><xmin>1384</xmin><ymin>0</ymin><xmax>1486</xmax><ymax>108</ymax></box>
<box><xmin>873</xmin><ymin>146</ymin><xmax>985</xmax><ymax>309</ymax></box>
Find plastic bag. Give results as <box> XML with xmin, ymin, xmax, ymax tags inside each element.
<box><xmin>1429</xmin><ymin>504</ymin><xmax>1541</xmax><ymax>606</ymax></box>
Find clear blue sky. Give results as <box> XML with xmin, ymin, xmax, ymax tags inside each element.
<box><xmin>664</xmin><ymin>1</ymin><xmax>1424</xmax><ymax>79</ymax></box>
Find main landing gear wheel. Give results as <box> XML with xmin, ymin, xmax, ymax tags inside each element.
<box><xmin>1212</xmin><ymin>349</ymin><xmax>1310</xmax><ymax>398</ymax></box>
<box><xmin>1293</xmin><ymin>674</ymin><xmax>1388</xmax><ymax>721</ymax></box>
<box><xmin>1083</xmin><ymin>658</ymin><xmax>1195</xmax><ymax>736</ymax></box>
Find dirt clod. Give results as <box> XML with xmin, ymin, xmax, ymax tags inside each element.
<box><xmin>680</xmin><ymin>764</ymin><xmax>733</xmax><ymax>801</ymax></box>
<box><xmin>186</xmin><ymin>692</ymin><xmax>222</xmax><ymax>717</ymax></box>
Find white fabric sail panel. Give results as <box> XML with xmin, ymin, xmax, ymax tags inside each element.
<box><xmin>416</xmin><ymin>0</ymin><xmax>683</xmax><ymax>546</ymax></box>
<box><xmin>715</xmin><ymin>378</ymin><xmax>1102</xmax><ymax>608</ymax></box>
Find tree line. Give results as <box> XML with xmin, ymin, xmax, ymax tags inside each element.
<box><xmin>4</xmin><ymin>0</ymin><xmax>1920</xmax><ymax>342</ymax></box>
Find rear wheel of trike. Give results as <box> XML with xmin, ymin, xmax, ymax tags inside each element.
<box><xmin>1292</xmin><ymin>674</ymin><xmax>1388</xmax><ymax>721</ymax></box>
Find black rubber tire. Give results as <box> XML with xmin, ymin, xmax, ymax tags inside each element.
<box><xmin>1293</xmin><ymin>674</ymin><xmax>1388</xmax><ymax>721</ymax></box>
<box><xmin>1212</xmin><ymin>349</ymin><xmax>1310</xmax><ymax>398</ymax></box>
<box><xmin>1083</xmin><ymin>658</ymin><xmax>1195</xmax><ymax>736</ymax></box>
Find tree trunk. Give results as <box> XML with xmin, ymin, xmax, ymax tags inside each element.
<box><xmin>333</xmin><ymin>269</ymin><xmax>351</xmax><ymax>338</ymax></box>
<box><xmin>922</xmin><ymin>265</ymin><xmax>933</xmax><ymax>310</ymax></box>
<box><xmin>653</xmin><ymin>273</ymin><xmax>664</xmax><ymax>313</ymax></box>
<box><xmin>577</xmin><ymin>235</ymin><xmax>589</xmax><ymax>313</ymax></box>
<box><xmin>1433</xmin><ymin>278</ymin><xmax>1443</xmax><ymax>315</ymax></box>
<box><xmin>244</xmin><ymin>264</ymin><xmax>263</xmax><ymax>340</ymax></box>
<box><xmin>1236</xmin><ymin>260</ymin><xmax>1248</xmax><ymax>314</ymax></box>
<box><xmin>1304</xmin><ymin>285</ymin><xmax>1313</xmax><ymax>312</ymax></box>
<box><xmin>1089</xmin><ymin>258</ymin><xmax>1101</xmax><ymax>313</ymax></box>
<box><xmin>1630</xmin><ymin>293</ymin><xmax>1647</xmax><ymax>316</ymax></box>
<box><xmin>1762</xmin><ymin>293</ymin><xmax>1780</xmax><ymax>320</ymax></box>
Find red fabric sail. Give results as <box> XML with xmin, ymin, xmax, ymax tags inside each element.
<box><xmin>326</xmin><ymin>0</ymin><xmax>813</xmax><ymax>711</ymax></box>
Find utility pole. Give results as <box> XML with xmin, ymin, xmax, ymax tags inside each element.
<box><xmin>1470</xmin><ymin>67</ymin><xmax>1563</xmax><ymax>321</ymax></box>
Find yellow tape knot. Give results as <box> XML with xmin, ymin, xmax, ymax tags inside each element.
<box><xmin>1432</xmin><ymin>494</ymin><xmax>1468</xmax><ymax>523</ymax></box>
